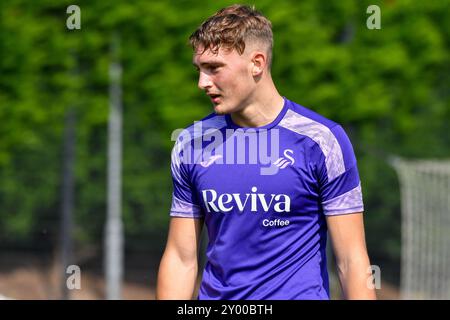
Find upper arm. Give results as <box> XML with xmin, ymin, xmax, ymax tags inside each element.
<box><xmin>316</xmin><ymin>125</ymin><xmax>364</xmax><ymax>216</ymax></box>
<box><xmin>170</xmin><ymin>138</ymin><xmax>204</xmax><ymax>218</ymax></box>
<box><xmin>165</xmin><ymin>217</ymin><xmax>204</xmax><ymax>264</ymax></box>
<box><xmin>166</xmin><ymin>135</ymin><xmax>204</xmax><ymax>264</ymax></box>
<box><xmin>326</xmin><ymin>212</ymin><xmax>369</xmax><ymax>263</ymax></box>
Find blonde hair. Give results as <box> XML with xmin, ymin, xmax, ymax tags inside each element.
<box><xmin>189</xmin><ymin>4</ymin><xmax>273</xmax><ymax>69</ymax></box>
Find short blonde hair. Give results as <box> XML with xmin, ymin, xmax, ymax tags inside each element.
<box><xmin>189</xmin><ymin>4</ymin><xmax>274</xmax><ymax>69</ymax></box>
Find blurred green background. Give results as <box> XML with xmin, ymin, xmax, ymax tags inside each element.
<box><xmin>0</xmin><ymin>0</ymin><xmax>448</xmax><ymax>299</ymax></box>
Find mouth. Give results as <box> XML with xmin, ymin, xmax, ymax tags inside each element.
<box><xmin>208</xmin><ymin>94</ymin><xmax>222</xmax><ymax>104</ymax></box>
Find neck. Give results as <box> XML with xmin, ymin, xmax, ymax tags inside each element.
<box><xmin>230</xmin><ymin>78</ymin><xmax>284</xmax><ymax>128</ymax></box>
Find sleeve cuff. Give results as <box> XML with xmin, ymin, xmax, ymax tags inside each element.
<box><xmin>322</xmin><ymin>183</ymin><xmax>364</xmax><ymax>216</ymax></box>
<box><xmin>170</xmin><ymin>195</ymin><xmax>204</xmax><ymax>218</ymax></box>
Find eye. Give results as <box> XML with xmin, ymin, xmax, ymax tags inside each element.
<box><xmin>209</xmin><ymin>65</ymin><xmax>220</xmax><ymax>73</ymax></box>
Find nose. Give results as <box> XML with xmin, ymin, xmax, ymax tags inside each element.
<box><xmin>198</xmin><ymin>71</ymin><xmax>213</xmax><ymax>90</ymax></box>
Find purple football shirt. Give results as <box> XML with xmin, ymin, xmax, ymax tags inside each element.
<box><xmin>169</xmin><ymin>97</ymin><xmax>364</xmax><ymax>299</ymax></box>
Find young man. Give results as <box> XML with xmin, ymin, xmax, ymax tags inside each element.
<box><xmin>156</xmin><ymin>4</ymin><xmax>376</xmax><ymax>300</ymax></box>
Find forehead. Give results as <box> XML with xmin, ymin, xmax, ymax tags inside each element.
<box><xmin>192</xmin><ymin>46</ymin><xmax>244</xmax><ymax>66</ymax></box>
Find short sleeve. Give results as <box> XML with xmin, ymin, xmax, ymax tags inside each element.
<box><xmin>169</xmin><ymin>139</ymin><xmax>204</xmax><ymax>218</ymax></box>
<box><xmin>317</xmin><ymin>125</ymin><xmax>364</xmax><ymax>216</ymax></box>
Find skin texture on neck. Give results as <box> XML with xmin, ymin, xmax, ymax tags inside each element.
<box><xmin>229</xmin><ymin>79</ymin><xmax>284</xmax><ymax>128</ymax></box>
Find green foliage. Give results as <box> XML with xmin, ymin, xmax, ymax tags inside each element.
<box><xmin>0</xmin><ymin>0</ymin><xmax>448</xmax><ymax>276</ymax></box>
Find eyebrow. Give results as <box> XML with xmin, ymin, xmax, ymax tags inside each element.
<box><xmin>192</xmin><ymin>61</ymin><xmax>225</xmax><ymax>68</ymax></box>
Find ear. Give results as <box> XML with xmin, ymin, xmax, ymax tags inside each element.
<box><xmin>251</xmin><ymin>51</ymin><xmax>266</xmax><ymax>76</ymax></box>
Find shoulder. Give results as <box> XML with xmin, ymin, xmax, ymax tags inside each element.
<box><xmin>279</xmin><ymin>98</ymin><xmax>356</xmax><ymax>176</ymax></box>
<box><xmin>182</xmin><ymin>112</ymin><xmax>227</xmax><ymax>134</ymax></box>
<box><xmin>279</xmin><ymin>98</ymin><xmax>353</xmax><ymax>145</ymax></box>
<box><xmin>279</xmin><ymin>98</ymin><xmax>341</xmax><ymax>134</ymax></box>
<box><xmin>174</xmin><ymin>112</ymin><xmax>227</xmax><ymax>147</ymax></box>
<box><xmin>172</xmin><ymin>112</ymin><xmax>227</xmax><ymax>156</ymax></box>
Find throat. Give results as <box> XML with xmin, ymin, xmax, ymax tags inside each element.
<box><xmin>230</xmin><ymin>96</ymin><xmax>285</xmax><ymax>128</ymax></box>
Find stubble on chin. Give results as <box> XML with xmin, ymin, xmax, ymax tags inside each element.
<box><xmin>214</xmin><ymin>109</ymin><xmax>226</xmax><ymax>115</ymax></box>
<box><xmin>213</xmin><ymin>105</ymin><xmax>228</xmax><ymax>115</ymax></box>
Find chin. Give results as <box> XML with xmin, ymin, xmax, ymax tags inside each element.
<box><xmin>214</xmin><ymin>101</ymin><xmax>239</xmax><ymax>115</ymax></box>
<box><xmin>214</xmin><ymin>109</ymin><xmax>228</xmax><ymax>115</ymax></box>
<box><xmin>213</xmin><ymin>104</ymin><xmax>230</xmax><ymax>115</ymax></box>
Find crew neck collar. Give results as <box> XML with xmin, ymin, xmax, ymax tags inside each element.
<box><xmin>225</xmin><ymin>96</ymin><xmax>289</xmax><ymax>131</ymax></box>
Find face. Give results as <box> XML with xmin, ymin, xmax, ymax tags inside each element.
<box><xmin>193</xmin><ymin>46</ymin><xmax>256</xmax><ymax>115</ymax></box>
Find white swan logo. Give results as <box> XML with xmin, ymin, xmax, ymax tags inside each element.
<box><xmin>273</xmin><ymin>149</ymin><xmax>295</xmax><ymax>169</ymax></box>
<box><xmin>200</xmin><ymin>155</ymin><xmax>223</xmax><ymax>167</ymax></box>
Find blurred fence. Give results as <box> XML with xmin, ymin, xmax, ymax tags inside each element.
<box><xmin>392</xmin><ymin>157</ymin><xmax>450</xmax><ymax>299</ymax></box>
